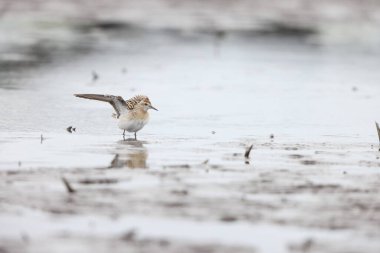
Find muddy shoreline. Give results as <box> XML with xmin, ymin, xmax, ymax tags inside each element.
<box><xmin>1</xmin><ymin>5</ymin><xmax>380</xmax><ymax>252</ymax></box>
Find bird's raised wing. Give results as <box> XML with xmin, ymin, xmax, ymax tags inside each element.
<box><xmin>74</xmin><ymin>94</ymin><xmax>128</xmax><ymax>118</ymax></box>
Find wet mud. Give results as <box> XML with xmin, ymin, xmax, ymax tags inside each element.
<box><xmin>1</xmin><ymin>12</ymin><xmax>380</xmax><ymax>253</ymax></box>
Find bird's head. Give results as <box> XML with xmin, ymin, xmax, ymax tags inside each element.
<box><xmin>137</xmin><ymin>98</ymin><xmax>158</xmax><ymax>112</ymax></box>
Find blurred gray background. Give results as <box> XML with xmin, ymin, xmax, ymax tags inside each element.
<box><xmin>1</xmin><ymin>0</ymin><xmax>380</xmax><ymax>64</ymax></box>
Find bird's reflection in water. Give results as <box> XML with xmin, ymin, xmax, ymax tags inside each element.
<box><xmin>109</xmin><ymin>139</ymin><xmax>148</xmax><ymax>169</ymax></box>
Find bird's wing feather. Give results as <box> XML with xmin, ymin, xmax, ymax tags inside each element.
<box><xmin>74</xmin><ymin>94</ymin><xmax>128</xmax><ymax>118</ymax></box>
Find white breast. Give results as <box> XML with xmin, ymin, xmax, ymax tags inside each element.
<box><xmin>118</xmin><ymin>118</ymin><xmax>148</xmax><ymax>133</ymax></box>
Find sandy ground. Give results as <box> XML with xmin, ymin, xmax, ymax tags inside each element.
<box><xmin>1</xmin><ymin>5</ymin><xmax>380</xmax><ymax>252</ymax></box>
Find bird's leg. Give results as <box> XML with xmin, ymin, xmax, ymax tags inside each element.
<box><xmin>123</xmin><ymin>130</ymin><xmax>126</xmax><ymax>139</ymax></box>
<box><xmin>134</xmin><ymin>132</ymin><xmax>137</xmax><ymax>140</ymax></box>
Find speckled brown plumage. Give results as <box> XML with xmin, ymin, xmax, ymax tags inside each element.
<box><xmin>125</xmin><ymin>95</ymin><xmax>151</xmax><ymax>110</ymax></box>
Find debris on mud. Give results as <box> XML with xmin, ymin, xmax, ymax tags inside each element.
<box><xmin>163</xmin><ymin>164</ymin><xmax>191</xmax><ymax>169</ymax></box>
<box><xmin>300</xmin><ymin>160</ymin><xmax>318</xmax><ymax>165</ymax></box>
<box><xmin>244</xmin><ymin>144</ymin><xmax>253</xmax><ymax>159</ymax></box>
<box><xmin>220</xmin><ymin>215</ymin><xmax>238</xmax><ymax>222</ymax></box>
<box><xmin>66</xmin><ymin>126</ymin><xmax>76</xmax><ymax>133</ymax></box>
<box><xmin>78</xmin><ymin>178</ymin><xmax>118</xmax><ymax>184</ymax></box>
<box><xmin>289</xmin><ymin>154</ymin><xmax>304</xmax><ymax>159</ymax></box>
<box><xmin>61</xmin><ymin>177</ymin><xmax>76</xmax><ymax>193</ymax></box>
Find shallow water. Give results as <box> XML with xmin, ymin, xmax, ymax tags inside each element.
<box><xmin>1</xmin><ymin>31</ymin><xmax>379</xmax><ymax>169</ymax></box>
<box><xmin>1</xmin><ymin>30</ymin><xmax>380</xmax><ymax>253</ymax></box>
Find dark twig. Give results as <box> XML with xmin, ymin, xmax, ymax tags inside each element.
<box><xmin>62</xmin><ymin>177</ymin><xmax>76</xmax><ymax>193</ymax></box>
<box><xmin>376</xmin><ymin>122</ymin><xmax>380</xmax><ymax>144</ymax></box>
<box><xmin>244</xmin><ymin>144</ymin><xmax>253</xmax><ymax>159</ymax></box>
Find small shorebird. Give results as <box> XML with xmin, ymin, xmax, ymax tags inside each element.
<box><xmin>74</xmin><ymin>94</ymin><xmax>158</xmax><ymax>139</ymax></box>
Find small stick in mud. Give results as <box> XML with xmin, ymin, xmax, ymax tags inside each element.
<box><xmin>244</xmin><ymin>144</ymin><xmax>253</xmax><ymax>160</ymax></box>
<box><xmin>61</xmin><ymin>177</ymin><xmax>76</xmax><ymax>194</ymax></box>
<box><xmin>375</xmin><ymin>122</ymin><xmax>380</xmax><ymax>144</ymax></box>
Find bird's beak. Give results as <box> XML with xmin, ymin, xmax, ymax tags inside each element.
<box><xmin>149</xmin><ymin>105</ymin><xmax>158</xmax><ymax>111</ymax></box>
